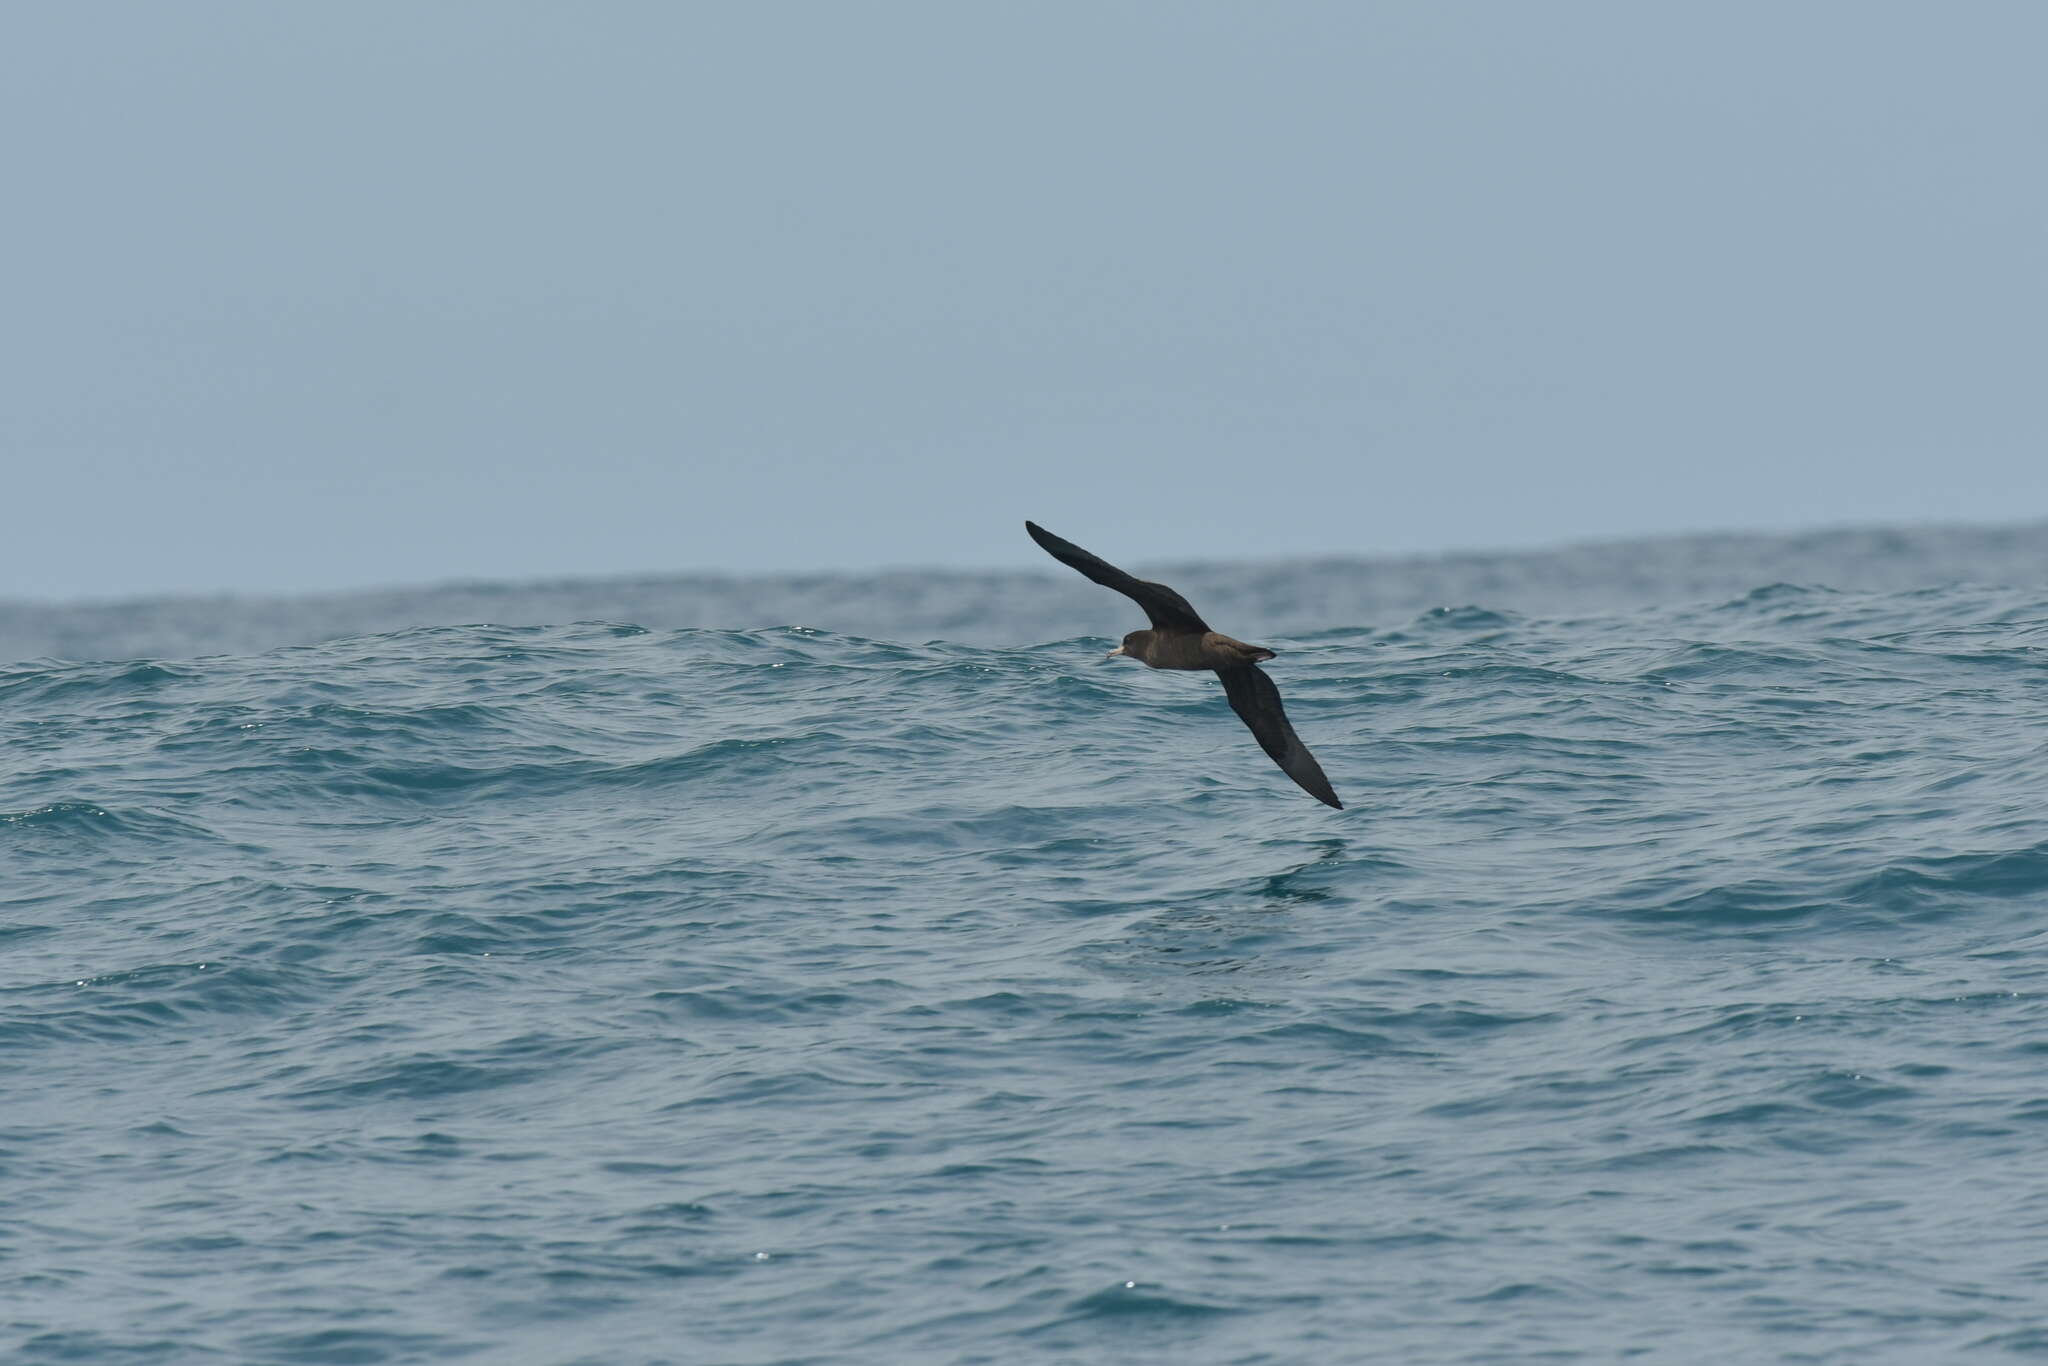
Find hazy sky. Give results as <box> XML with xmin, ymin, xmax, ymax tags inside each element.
<box><xmin>6</xmin><ymin>2</ymin><xmax>2043</xmax><ymax>599</ymax></box>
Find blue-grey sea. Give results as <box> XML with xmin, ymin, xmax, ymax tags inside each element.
<box><xmin>8</xmin><ymin>521</ymin><xmax>2048</xmax><ymax>1365</ymax></box>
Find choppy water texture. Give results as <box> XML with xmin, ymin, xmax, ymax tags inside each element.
<box><xmin>7</xmin><ymin>527</ymin><xmax>2048</xmax><ymax>1364</ymax></box>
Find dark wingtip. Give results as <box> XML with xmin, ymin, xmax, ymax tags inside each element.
<box><xmin>1024</xmin><ymin>521</ymin><xmax>1065</xmax><ymax>556</ymax></box>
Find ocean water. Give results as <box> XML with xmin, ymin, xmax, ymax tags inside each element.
<box><xmin>7</xmin><ymin>526</ymin><xmax>2048</xmax><ymax>1364</ymax></box>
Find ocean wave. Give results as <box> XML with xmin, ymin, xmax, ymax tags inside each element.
<box><xmin>8</xmin><ymin>568</ymin><xmax>2048</xmax><ymax>1361</ymax></box>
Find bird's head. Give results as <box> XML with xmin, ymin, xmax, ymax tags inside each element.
<box><xmin>1107</xmin><ymin>631</ymin><xmax>1146</xmax><ymax>659</ymax></box>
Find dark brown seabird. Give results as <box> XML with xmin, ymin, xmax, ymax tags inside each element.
<box><xmin>1025</xmin><ymin>520</ymin><xmax>1342</xmax><ymax>809</ymax></box>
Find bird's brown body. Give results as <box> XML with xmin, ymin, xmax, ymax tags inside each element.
<box><xmin>1115</xmin><ymin>630</ymin><xmax>1276</xmax><ymax>671</ymax></box>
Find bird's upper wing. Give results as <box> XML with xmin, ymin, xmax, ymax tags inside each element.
<box><xmin>1216</xmin><ymin>664</ymin><xmax>1342</xmax><ymax>809</ymax></box>
<box><xmin>1024</xmin><ymin>521</ymin><xmax>1210</xmax><ymax>632</ymax></box>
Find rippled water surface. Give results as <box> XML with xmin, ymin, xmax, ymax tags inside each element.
<box><xmin>7</xmin><ymin>532</ymin><xmax>2048</xmax><ymax>1363</ymax></box>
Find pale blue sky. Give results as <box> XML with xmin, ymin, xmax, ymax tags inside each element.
<box><xmin>5</xmin><ymin>2</ymin><xmax>2043</xmax><ymax>599</ymax></box>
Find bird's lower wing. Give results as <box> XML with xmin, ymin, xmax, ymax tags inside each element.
<box><xmin>1025</xmin><ymin>521</ymin><xmax>1209</xmax><ymax>632</ymax></box>
<box><xmin>1217</xmin><ymin>665</ymin><xmax>1342</xmax><ymax>809</ymax></box>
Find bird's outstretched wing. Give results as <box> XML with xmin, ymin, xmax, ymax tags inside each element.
<box><xmin>1217</xmin><ymin>664</ymin><xmax>1342</xmax><ymax>809</ymax></box>
<box><xmin>1024</xmin><ymin>521</ymin><xmax>1209</xmax><ymax>632</ymax></box>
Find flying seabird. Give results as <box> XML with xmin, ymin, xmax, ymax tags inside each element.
<box><xmin>1025</xmin><ymin>520</ymin><xmax>1342</xmax><ymax>809</ymax></box>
